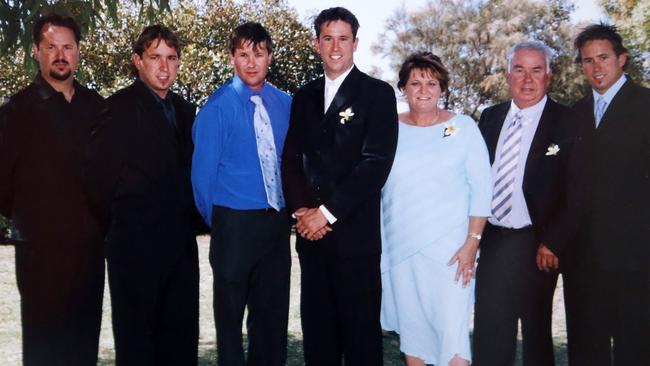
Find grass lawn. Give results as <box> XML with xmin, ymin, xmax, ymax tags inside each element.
<box><xmin>0</xmin><ymin>235</ymin><xmax>569</xmax><ymax>365</ymax></box>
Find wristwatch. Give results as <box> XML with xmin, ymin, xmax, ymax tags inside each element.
<box><xmin>468</xmin><ymin>232</ymin><xmax>482</xmax><ymax>240</ymax></box>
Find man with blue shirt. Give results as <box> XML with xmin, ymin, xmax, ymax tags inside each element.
<box><xmin>191</xmin><ymin>22</ymin><xmax>292</xmax><ymax>366</ymax></box>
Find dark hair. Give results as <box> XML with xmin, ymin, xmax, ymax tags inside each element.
<box><xmin>133</xmin><ymin>24</ymin><xmax>182</xmax><ymax>58</ymax></box>
<box><xmin>397</xmin><ymin>52</ymin><xmax>450</xmax><ymax>93</ymax></box>
<box><xmin>33</xmin><ymin>13</ymin><xmax>81</xmax><ymax>46</ymax></box>
<box><xmin>574</xmin><ymin>23</ymin><xmax>628</xmax><ymax>64</ymax></box>
<box><xmin>314</xmin><ymin>7</ymin><xmax>360</xmax><ymax>38</ymax></box>
<box><xmin>229</xmin><ymin>22</ymin><xmax>274</xmax><ymax>54</ymax></box>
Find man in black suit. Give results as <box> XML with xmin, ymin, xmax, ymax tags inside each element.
<box><xmin>281</xmin><ymin>7</ymin><xmax>398</xmax><ymax>365</ymax></box>
<box><xmin>473</xmin><ymin>41</ymin><xmax>576</xmax><ymax>366</ymax></box>
<box><xmin>85</xmin><ymin>25</ymin><xmax>199</xmax><ymax>365</ymax></box>
<box><xmin>0</xmin><ymin>13</ymin><xmax>104</xmax><ymax>366</ymax></box>
<box><xmin>550</xmin><ymin>24</ymin><xmax>650</xmax><ymax>366</ymax></box>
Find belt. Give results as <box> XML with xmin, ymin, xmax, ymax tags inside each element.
<box><xmin>486</xmin><ymin>223</ymin><xmax>533</xmax><ymax>232</ymax></box>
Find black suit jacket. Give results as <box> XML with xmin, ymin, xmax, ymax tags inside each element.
<box><xmin>479</xmin><ymin>98</ymin><xmax>576</xmax><ymax>251</ymax></box>
<box><xmin>565</xmin><ymin>81</ymin><xmax>650</xmax><ymax>273</ymax></box>
<box><xmin>85</xmin><ymin>80</ymin><xmax>199</xmax><ymax>261</ymax></box>
<box><xmin>281</xmin><ymin>67</ymin><xmax>398</xmax><ymax>257</ymax></box>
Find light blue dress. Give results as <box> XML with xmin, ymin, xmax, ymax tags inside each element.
<box><xmin>380</xmin><ymin>114</ymin><xmax>492</xmax><ymax>365</ymax></box>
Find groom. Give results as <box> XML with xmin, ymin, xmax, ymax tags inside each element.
<box><xmin>281</xmin><ymin>7</ymin><xmax>398</xmax><ymax>365</ymax></box>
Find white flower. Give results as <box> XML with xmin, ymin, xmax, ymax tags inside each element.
<box><xmin>443</xmin><ymin>123</ymin><xmax>459</xmax><ymax>137</ymax></box>
<box><xmin>545</xmin><ymin>144</ymin><xmax>560</xmax><ymax>156</ymax></box>
<box><xmin>339</xmin><ymin>107</ymin><xmax>355</xmax><ymax>124</ymax></box>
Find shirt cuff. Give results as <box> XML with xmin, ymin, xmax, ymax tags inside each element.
<box><xmin>319</xmin><ymin>205</ymin><xmax>337</xmax><ymax>224</ymax></box>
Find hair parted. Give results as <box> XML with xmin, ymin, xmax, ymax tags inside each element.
<box><xmin>507</xmin><ymin>40</ymin><xmax>555</xmax><ymax>73</ymax></box>
<box><xmin>229</xmin><ymin>22</ymin><xmax>274</xmax><ymax>54</ymax></box>
<box><xmin>397</xmin><ymin>52</ymin><xmax>450</xmax><ymax>93</ymax></box>
<box><xmin>133</xmin><ymin>24</ymin><xmax>182</xmax><ymax>58</ymax></box>
<box><xmin>314</xmin><ymin>7</ymin><xmax>360</xmax><ymax>38</ymax></box>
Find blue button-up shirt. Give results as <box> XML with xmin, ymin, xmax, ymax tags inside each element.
<box><xmin>191</xmin><ymin>76</ymin><xmax>291</xmax><ymax>225</ymax></box>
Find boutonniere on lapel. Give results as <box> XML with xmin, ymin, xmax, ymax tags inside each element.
<box><xmin>339</xmin><ymin>107</ymin><xmax>355</xmax><ymax>124</ymax></box>
<box><xmin>545</xmin><ymin>143</ymin><xmax>560</xmax><ymax>156</ymax></box>
<box><xmin>442</xmin><ymin>123</ymin><xmax>458</xmax><ymax>138</ymax></box>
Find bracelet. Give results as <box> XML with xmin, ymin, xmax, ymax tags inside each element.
<box><xmin>468</xmin><ymin>232</ymin><xmax>482</xmax><ymax>240</ymax></box>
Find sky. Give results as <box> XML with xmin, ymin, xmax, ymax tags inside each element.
<box><xmin>287</xmin><ymin>0</ymin><xmax>605</xmax><ymax>79</ymax></box>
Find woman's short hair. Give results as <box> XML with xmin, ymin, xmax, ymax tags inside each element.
<box><xmin>397</xmin><ymin>52</ymin><xmax>449</xmax><ymax>93</ymax></box>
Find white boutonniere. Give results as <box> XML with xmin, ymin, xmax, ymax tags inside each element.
<box><xmin>443</xmin><ymin>123</ymin><xmax>459</xmax><ymax>138</ymax></box>
<box><xmin>339</xmin><ymin>107</ymin><xmax>355</xmax><ymax>124</ymax></box>
<box><xmin>545</xmin><ymin>144</ymin><xmax>560</xmax><ymax>156</ymax></box>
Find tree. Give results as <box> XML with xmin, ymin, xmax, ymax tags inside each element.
<box><xmin>0</xmin><ymin>0</ymin><xmax>321</xmax><ymax>241</ymax></box>
<box><xmin>0</xmin><ymin>0</ymin><xmax>170</xmax><ymax>56</ymax></box>
<box><xmin>599</xmin><ymin>0</ymin><xmax>650</xmax><ymax>83</ymax></box>
<box><xmin>373</xmin><ymin>0</ymin><xmax>586</xmax><ymax>119</ymax></box>
<box><xmin>0</xmin><ymin>0</ymin><xmax>321</xmax><ymax>105</ymax></box>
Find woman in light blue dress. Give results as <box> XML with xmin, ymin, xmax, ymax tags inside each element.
<box><xmin>380</xmin><ymin>52</ymin><xmax>492</xmax><ymax>366</ymax></box>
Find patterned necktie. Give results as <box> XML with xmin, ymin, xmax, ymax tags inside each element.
<box><xmin>492</xmin><ymin>111</ymin><xmax>524</xmax><ymax>222</ymax></box>
<box><xmin>250</xmin><ymin>95</ymin><xmax>284</xmax><ymax>211</ymax></box>
<box><xmin>595</xmin><ymin>95</ymin><xmax>607</xmax><ymax>127</ymax></box>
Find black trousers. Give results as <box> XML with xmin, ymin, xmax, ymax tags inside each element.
<box><xmin>563</xmin><ymin>262</ymin><xmax>650</xmax><ymax>366</ymax></box>
<box><xmin>15</xmin><ymin>240</ymin><xmax>104</xmax><ymax>366</ymax></box>
<box><xmin>473</xmin><ymin>224</ymin><xmax>558</xmax><ymax>366</ymax></box>
<box><xmin>298</xmin><ymin>249</ymin><xmax>383</xmax><ymax>366</ymax></box>
<box><xmin>210</xmin><ymin>206</ymin><xmax>291</xmax><ymax>366</ymax></box>
<box><xmin>108</xmin><ymin>240</ymin><xmax>199</xmax><ymax>366</ymax></box>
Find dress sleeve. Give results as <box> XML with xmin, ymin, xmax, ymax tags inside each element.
<box><xmin>463</xmin><ymin>117</ymin><xmax>493</xmax><ymax>217</ymax></box>
<box><xmin>191</xmin><ymin>102</ymin><xmax>226</xmax><ymax>226</ymax></box>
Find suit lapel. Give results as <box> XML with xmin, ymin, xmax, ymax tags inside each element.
<box><xmin>598</xmin><ymin>80</ymin><xmax>632</xmax><ymax>129</ymax></box>
<box><xmin>523</xmin><ymin>99</ymin><xmax>555</xmax><ymax>185</ymax></box>
<box><xmin>485</xmin><ymin>103</ymin><xmax>509</xmax><ymax>164</ymax></box>
<box><xmin>323</xmin><ymin>67</ymin><xmax>362</xmax><ymax>124</ymax></box>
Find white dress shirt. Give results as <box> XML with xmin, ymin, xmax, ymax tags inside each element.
<box><xmin>488</xmin><ymin>96</ymin><xmax>547</xmax><ymax>228</ymax></box>
<box><xmin>324</xmin><ymin>65</ymin><xmax>354</xmax><ymax>114</ymax></box>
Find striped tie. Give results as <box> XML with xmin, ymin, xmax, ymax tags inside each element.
<box><xmin>492</xmin><ymin>111</ymin><xmax>523</xmax><ymax>222</ymax></box>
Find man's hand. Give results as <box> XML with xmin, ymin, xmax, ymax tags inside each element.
<box><xmin>294</xmin><ymin>207</ymin><xmax>331</xmax><ymax>241</ymax></box>
<box><xmin>536</xmin><ymin>244</ymin><xmax>559</xmax><ymax>272</ymax></box>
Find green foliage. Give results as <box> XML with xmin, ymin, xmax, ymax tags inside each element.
<box><xmin>599</xmin><ymin>0</ymin><xmax>650</xmax><ymax>84</ymax></box>
<box><xmin>0</xmin><ymin>0</ymin><xmax>321</xmax><ymax>105</ymax></box>
<box><xmin>374</xmin><ymin>0</ymin><xmax>587</xmax><ymax>118</ymax></box>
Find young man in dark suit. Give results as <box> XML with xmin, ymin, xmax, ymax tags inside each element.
<box><xmin>85</xmin><ymin>25</ymin><xmax>199</xmax><ymax>365</ymax></box>
<box><xmin>472</xmin><ymin>41</ymin><xmax>576</xmax><ymax>366</ymax></box>
<box><xmin>554</xmin><ymin>24</ymin><xmax>650</xmax><ymax>366</ymax></box>
<box><xmin>281</xmin><ymin>7</ymin><xmax>398</xmax><ymax>366</ymax></box>
<box><xmin>0</xmin><ymin>13</ymin><xmax>105</xmax><ymax>366</ymax></box>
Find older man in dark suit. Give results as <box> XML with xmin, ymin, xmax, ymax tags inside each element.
<box><xmin>549</xmin><ymin>24</ymin><xmax>650</xmax><ymax>366</ymax></box>
<box><xmin>85</xmin><ymin>25</ymin><xmax>199</xmax><ymax>365</ymax></box>
<box><xmin>281</xmin><ymin>7</ymin><xmax>398</xmax><ymax>366</ymax></box>
<box><xmin>472</xmin><ymin>41</ymin><xmax>577</xmax><ymax>366</ymax></box>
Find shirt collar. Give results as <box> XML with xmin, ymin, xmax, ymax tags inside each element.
<box><xmin>325</xmin><ymin>64</ymin><xmax>355</xmax><ymax>88</ymax></box>
<box><xmin>509</xmin><ymin>95</ymin><xmax>547</xmax><ymax>125</ymax></box>
<box><xmin>136</xmin><ymin>77</ymin><xmax>173</xmax><ymax>104</ymax></box>
<box><xmin>232</xmin><ymin>74</ymin><xmax>270</xmax><ymax>104</ymax></box>
<box><xmin>32</xmin><ymin>73</ymin><xmax>81</xmax><ymax>102</ymax></box>
<box><xmin>592</xmin><ymin>73</ymin><xmax>626</xmax><ymax>104</ymax></box>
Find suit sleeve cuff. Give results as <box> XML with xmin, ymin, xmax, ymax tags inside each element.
<box><xmin>319</xmin><ymin>205</ymin><xmax>337</xmax><ymax>224</ymax></box>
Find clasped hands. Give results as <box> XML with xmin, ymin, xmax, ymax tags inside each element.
<box><xmin>294</xmin><ymin>207</ymin><xmax>332</xmax><ymax>241</ymax></box>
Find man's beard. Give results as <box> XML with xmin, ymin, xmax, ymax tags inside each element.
<box><xmin>49</xmin><ymin>59</ymin><xmax>72</xmax><ymax>81</ymax></box>
<box><xmin>50</xmin><ymin>69</ymin><xmax>71</xmax><ymax>81</ymax></box>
